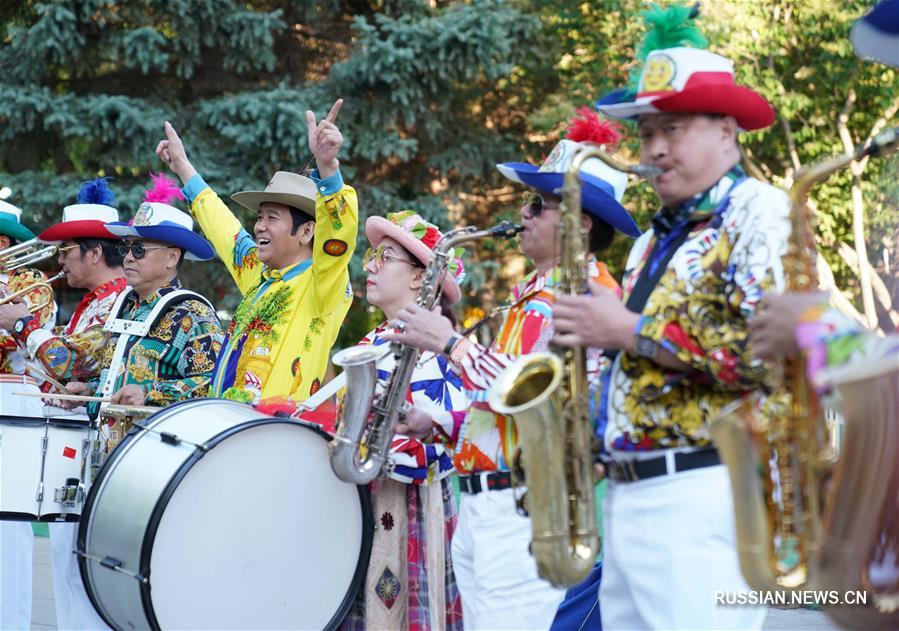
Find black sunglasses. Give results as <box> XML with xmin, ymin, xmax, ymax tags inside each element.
<box><xmin>117</xmin><ymin>241</ymin><xmax>173</xmax><ymax>259</ymax></box>
<box><xmin>521</xmin><ymin>191</ymin><xmax>562</xmax><ymax>217</ymax></box>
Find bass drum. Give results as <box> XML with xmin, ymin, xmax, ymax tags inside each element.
<box><xmin>78</xmin><ymin>399</ymin><xmax>372</xmax><ymax>630</ymax></box>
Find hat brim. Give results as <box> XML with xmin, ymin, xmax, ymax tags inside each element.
<box><xmin>851</xmin><ymin>19</ymin><xmax>899</xmax><ymax>67</ymax></box>
<box><xmin>599</xmin><ymin>85</ymin><xmax>775</xmax><ymax>131</ymax></box>
<box><xmin>496</xmin><ymin>163</ymin><xmax>641</xmax><ymax>238</ymax></box>
<box><xmin>0</xmin><ymin>218</ymin><xmax>36</xmax><ymax>243</ymax></box>
<box><xmin>38</xmin><ymin>220</ymin><xmax>118</xmax><ymax>243</ymax></box>
<box><xmin>231</xmin><ymin>191</ymin><xmax>316</xmax><ymax>215</ymax></box>
<box><xmin>364</xmin><ymin>216</ymin><xmax>462</xmax><ymax>305</ymax></box>
<box><xmin>105</xmin><ymin>223</ymin><xmax>216</xmax><ymax>261</ymax></box>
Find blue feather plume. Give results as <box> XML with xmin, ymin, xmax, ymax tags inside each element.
<box><xmin>76</xmin><ymin>177</ymin><xmax>116</xmax><ymax>206</ymax></box>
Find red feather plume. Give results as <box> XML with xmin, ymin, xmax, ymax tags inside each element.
<box><xmin>565</xmin><ymin>106</ymin><xmax>622</xmax><ymax>150</ymax></box>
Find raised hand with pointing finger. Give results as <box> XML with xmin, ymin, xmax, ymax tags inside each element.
<box><xmin>306</xmin><ymin>98</ymin><xmax>343</xmax><ymax>180</ymax></box>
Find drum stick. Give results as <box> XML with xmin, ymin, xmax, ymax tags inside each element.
<box><xmin>25</xmin><ymin>362</ymin><xmax>67</xmax><ymax>393</ymax></box>
<box><xmin>13</xmin><ymin>391</ymin><xmax>112</xmax><ymax>403</ymax></box>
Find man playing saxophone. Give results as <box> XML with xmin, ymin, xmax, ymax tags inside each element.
<box><xmin>552</xmin><ymin>6</ymin><xmax>788</xmax><ymax>629</ymax></box>
<box><xmin>386</xmin><ymin>111</ymin><xmax>640</xmax><ymax>630</ymax></box>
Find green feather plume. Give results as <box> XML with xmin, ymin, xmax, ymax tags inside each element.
<box><xmin>629</xmin><ymin>3</ymin><xmax>708</xmax><ymax>89</ymax></box>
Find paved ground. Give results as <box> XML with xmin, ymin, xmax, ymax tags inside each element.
<box><xmin>30</xmin><ymin>532</ymin><xmax>842</xmax><ymax>631</ymax></box>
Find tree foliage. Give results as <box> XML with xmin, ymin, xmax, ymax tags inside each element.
<box><xmin>2</xmin><ymin>0</ymin><xmax>896</xmax><ymax>340</ymax></box>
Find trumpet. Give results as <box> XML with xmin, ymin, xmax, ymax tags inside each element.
<box><xmin>0</xmin><ymin>238</ymin><xmax>58</xmax><ymax>271</ymax></box>
<box><xmin>0</xmin><ymin>270</ymin><xmax>64</xmax><ymax>313</ymax></box>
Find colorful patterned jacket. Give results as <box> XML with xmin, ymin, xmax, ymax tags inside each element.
<box><xmin>15</xmin><ymin>277</ymin><xmax>127</xmax><ymax>381</ymax></box>
<box><xmin>87</xmin><ymin>279</ymin><xmax>223</xmax><ymax>416</ymax></box>
<box><xmin>452</xmin><ymin>259</ymin><xmax>619</xmax><ymax>475</ymax></box>
<box><xmin>0</xmin><ymin>268</ymin><xmax>57</xmax><ymax>374</ymax></box>
<box><xmin>603</xmin><ymin>168</ymin><xmax>790</xmax><ymax>452</ymax></box>
<box><xmin>184</xmin><ymin>171</ymin><xmax>357</xmax><ymax>404</ymax></box>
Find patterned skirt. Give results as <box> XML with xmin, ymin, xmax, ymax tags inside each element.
<box><xmin>340</xmin><ymin>477</ymin><xmax>463</xmax><ymax>631</ymax></box>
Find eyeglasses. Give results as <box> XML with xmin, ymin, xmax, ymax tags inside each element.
<box><xmin>362</xmin><ymin>245</ymin><xmax>422</xmax><ymax>271</ymax></box>
<box><xmin>117</xmin><ymin>241</ymin><xmax>173</xmax><ymax>259</ymax></box>
<box><xmin>57</xmin><ymin>244</ymin><xmax>81</xmax><ymax>257</ymax></box>
<box><xmin>520</xmin><ymin>191</ymin><xmax>560</xmax><ymax>217</ymax></box>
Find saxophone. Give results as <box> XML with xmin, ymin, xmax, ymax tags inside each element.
<box><xmin>488</xmin><ymin>146</ymin><xmax>660</xmax><ymax>588</ymax></box>
<box><xmin>710</xmin><ymin>127</ymin><xmax>899</xmax><ymax>595</ymax></box>
<box><xmin>330</xmin><ymin>221</ymin><xmax>523</xmax><ymax>485</ymax></box>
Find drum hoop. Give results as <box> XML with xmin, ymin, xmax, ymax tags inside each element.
<box><xmin>78</xmin><ymin>399</ymin><xmax>374</xmax><ymax>631</ymax></box>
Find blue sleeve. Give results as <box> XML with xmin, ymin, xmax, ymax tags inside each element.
<box><xmin>309</xmin><ymin>168</ymin><xmax>344</xmax><ymax>197</ymax></box>
<box><xmin>181</xmin><ymin>173</ymin><xmax>210</xmax><ymax>204</ymax></box>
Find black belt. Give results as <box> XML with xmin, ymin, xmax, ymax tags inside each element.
<box><xmin>458</xmin><ymin>471</ymin><xmax>515</xmax><ymax>494</ymax></box>
<box><xmin>606</xmin><ymin>449</ymin><xmax>721</xmax><ymax>483</ymax></box>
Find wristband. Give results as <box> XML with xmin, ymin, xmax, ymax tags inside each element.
<box><xmin>443</xmin><ymin>333</ymin><xmax>462</xmax><ymax>356</ymax></box>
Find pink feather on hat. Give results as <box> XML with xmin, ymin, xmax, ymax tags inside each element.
<box><xmin>566</xmin><ymin>106</ymin><xmax>623</xmax><ymax>150</ymax></box>
<box><xmin>143</xmin><ymin>173</ymin><xmax>185</xmax><ymax>204</ymax></box>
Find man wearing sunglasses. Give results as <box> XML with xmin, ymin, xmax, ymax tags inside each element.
<box><xmin>386</xmin><ymin>114</ymin><xmax>641</xmax><ymax>630</ymax></box>
<box><xmin>156</xmin><ymin>98</ymin><xmax>358</xmax><ymax>405</ymax></box>
<box><xmin>63</xmin><ymin>183</ymin><xmax>224</xmax><ymax>422</ymax></box>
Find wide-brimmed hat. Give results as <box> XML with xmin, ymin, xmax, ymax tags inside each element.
<box><xmin>852</xmin><ymin>0</ymin><xmax>899</xmax><ymax>67</ymax></box>
<box><xmin>365</xmin><ymin>211</ymin><xmax>463</xmax><ymax>305</ymax></box>
<box><xmin>231</xmin><ymin>171</ymin><xmax>317</xmax><ymax>215</ymax></box>
<box><xmin>597</xmin><ymin>47</ymin><xmax>775</xmax><ymax>131</ymax></box>
<box><xmin>0</xmin><ymin>200</ymin><xmax>36</xmax><ymax>243</ymax></box>
<box><xmin>39</xmin><ymin>178</ymin><xmax>120</xmax><ymax>242</ymax></box>
<box><xmin>496</xmin><ymin>108</ymin><xmax>640</xmax><ymax>237</ymax></box>
<box><xmin>105</xmin><ymin>174</ymin><xmax>214</xmax><ymax>261</ymax></box>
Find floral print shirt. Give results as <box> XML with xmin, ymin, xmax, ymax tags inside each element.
<box><xmin>603</xmin><ymin>168</ymin><xmax>791</xmax><ymax>452</ymax></box>
<box><xmin>88</xmin><ymin>278</ymin><xmax>223</xmax><ymax>414</ymax></box>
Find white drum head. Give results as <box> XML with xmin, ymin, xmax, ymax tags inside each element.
<box><xmin>148</xmin><ymin>421</ymin><xmax>367</xmax><ymax>630</ymax></box>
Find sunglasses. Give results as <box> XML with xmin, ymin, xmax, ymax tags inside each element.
<box><xmin>521</xmin><ymin>191</ymin><xmax>561</xmax><ymax>217</ymax></box>
<box><xmin>117</xmin><ymin>241</ymin><xmax>174</xmax><ymax>259</ymax></box>
<box><xmin>362</xmin><ymin>245</ymin><xmax>422</xmax><ymax>271</ymax></box>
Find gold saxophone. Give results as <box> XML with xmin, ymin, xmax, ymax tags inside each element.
<box><xmin>488</xmin><ymin>146</ymin><xmax>660</xmax><ymax>587</ymax></box>
<box><xmin>710</xmin><ymin>127</ymin><xmax>899</xmax><ymax>598</ymax></box>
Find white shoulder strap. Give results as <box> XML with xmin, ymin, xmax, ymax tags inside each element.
<box><xmin>100</xmin><ymin>289</ymin><xmax>213</xmax><ymax>398</ymax></box>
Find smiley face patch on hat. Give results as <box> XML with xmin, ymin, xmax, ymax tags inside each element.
<box><xmin>641</xmin><ymin>53</ymin><xmax>677</xmax><ymax>92</ymax></box>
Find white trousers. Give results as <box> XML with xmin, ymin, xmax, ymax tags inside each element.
<box><xmin>600</xmin><ymin>464</ymin><xmax>766</xmax><ymax>630</ymax></box>
<box><xmin>452</xmin><ymin>487</ymin><xmax>566</xmax><ymax>630</ymax></box>
<box><xmin>0</xmin><ymin>521</ymin><xmax>33</xmax><ymax>631</ymax></box>
<box><xmin>50</xmin><ymin>522</ymin><xmax>109</xmax><ymax>630</ymax></box>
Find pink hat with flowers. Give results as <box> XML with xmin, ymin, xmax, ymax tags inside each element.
<box><xmin>365</xmin><ymin>210</ymin><xmax>464</xmax><ymax>305</ymax></box>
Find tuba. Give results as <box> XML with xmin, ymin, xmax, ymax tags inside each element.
<box><xmin>330</xmin><ymin>221</ymin><xmax>523</xmax><ymax>485</ymax></box>
<box><xmin>710</xmin><ymin>127</ymin><xmax>899</xmax><ymax>597</ymax></box>
<box><xmin>488</xmin><ymin>147</ymin><xmax>660</xmax><ymax>588</ymax></box>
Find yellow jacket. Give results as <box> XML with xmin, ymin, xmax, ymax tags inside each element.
<box><xmin>185</xmin><ymin>171</ymin><xmax>358</xmax><ymax>403</ymax></box>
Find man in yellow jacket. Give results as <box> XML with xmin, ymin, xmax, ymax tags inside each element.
<box><xmin>156</xmin><ymin>99</ymin><xmax>358</xmax><ymax>403</ymax></box>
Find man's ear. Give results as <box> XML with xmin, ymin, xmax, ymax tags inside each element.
<box><xmin>298</xmin><ymin>222</ymin><xmax>315</xmax><ymax>247</ymax></box>
<box><xmin>167</xmin><ymin>247</ymin><xmax>181</xmax><ymax>271</ymax></box>
<box><xmin>720</xmin><ymin>115</ymin><xmax>739</xmax><ymax>144</ymax></box>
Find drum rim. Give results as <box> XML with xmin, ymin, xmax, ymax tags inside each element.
<box><xmin>78</xmin><ymin>398</ymin><xmax>374</xmax><ymax>631</ymax></box>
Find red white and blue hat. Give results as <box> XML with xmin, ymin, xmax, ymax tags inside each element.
<box><xmin>0</xmin><ymin>200</ymin><xmax>36</xmax><ymax>243</ymax></box>
<box><xmin>496</xmin><ymin>108</ymin><xmax>641</xmax><ymax>237</ymax></box>
<box><xmin>852</xmin><ymin>0</ymin><xmax>899</xmax><ymax>67</ymax></box>
<box><xmin>597</xmin><ymin>47</ymin><xmax>775</xmax><ymax>131</ymax></box>
<box><xmin>105</xmin><ymin>174</ymin><xmax>215</xmax><ymax>261</ymax></box>
<box><xmin>39</xmin><ymin>178</ymin><xmax>120</xmax><ymax>242</ymax></box>
<box><xmin>596</xmin><ymin>3</ymin><xmax>774</xmax><ymax>132</ymax></box>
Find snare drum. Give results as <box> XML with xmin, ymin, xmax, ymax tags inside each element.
<box><xmin>0</xmin><ymin>375</ymin><xmax>94</xmax><ymax>521</ymax></box>
<box><xmin>78</xmin><ymin>399</ymin><xmax>372</xmax><ymax>630</ymax></box>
